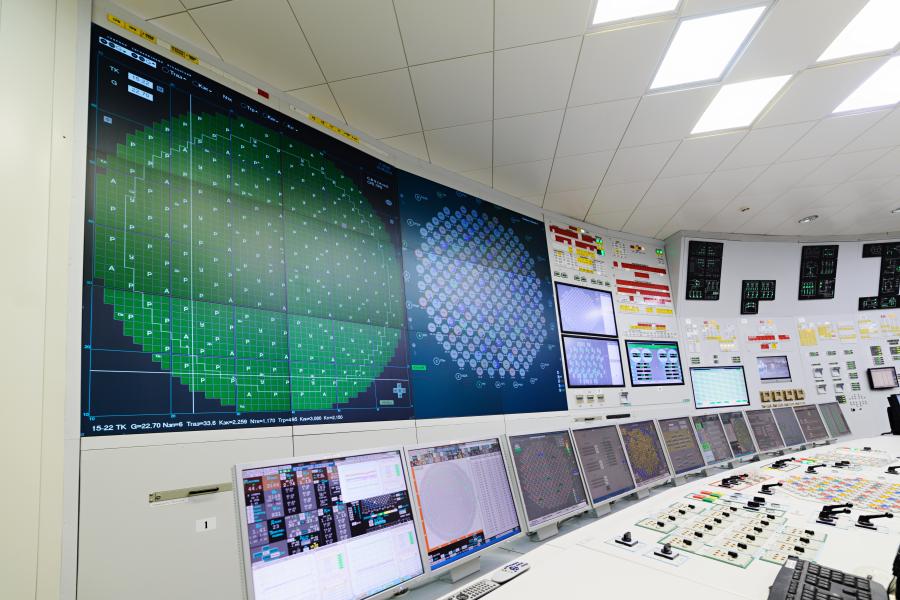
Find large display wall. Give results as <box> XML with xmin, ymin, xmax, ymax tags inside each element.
<box><xmin>82</xmin><ymin>26</ymin><xmax>565</xmax><ymax>436</ymax></box>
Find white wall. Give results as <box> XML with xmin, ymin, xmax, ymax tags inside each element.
<box><xmin>669</xmin><ymin>232</ymin><xmax>899</xmax><ymax>437</ymax></box>
<box><xmin>0</xmin><ymin>0</ymin><xmax>86</xmax><ymax>599</ymax></box>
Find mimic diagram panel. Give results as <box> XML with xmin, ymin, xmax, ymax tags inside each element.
<box><xmin>546</xmin><ymin>221</ymin><xmax>682</xmax><ymax>412</ymax></box>
<box><xmin>798</xmin><ymin>245</ymin><xmax>838</xmax><ymax>300</ymax></box>
<box><xmin>82</xmin><ymin>26</ymin><xmax>564</xmax><ymax>435</ymax></box>
<box><xmin>859</xmin><ymin>242</ymin><xmax>900</xmax><ymax>310</ymax></box>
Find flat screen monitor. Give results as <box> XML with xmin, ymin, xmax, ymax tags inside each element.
<box><xmin>793</xmin><ymin>405</ymin><xmax>829</xmax><ymax>442</ymax></box>
<box><xmin>619</xmin><ymin>421</ymin><xmax>672</xmax><ymax>488</ymax></box>
<box><xmin>690</xmin><ymin>366</ymin><xmax>750</xmax><ymax>409</ymax></box>
<box><xmin>508</xmin><ymin>431</ymin><xmax>589</xmax><ymax>530</ymax></box>
<box><xmin>658</xmin><ymin>417</ymin><xmax>706</xmax><ymax>475</ymax></box>
<box><xmin>235</xmin><ymin>450</ymin><xmax>425</xmax><ymax>600</ymax></box>
<box><xmin>555</xmin><ymin>282</ymin><xmax>617</xmax><ymax>337</ymax></box>
<box><xmin>625</xmin><ymin>340</ymin><xmax>684</xmax><ymax>386</ymax></box>
<box><xmin>406</xmin><ymin>438</ymin><xmax>521</xmax><ymax>572</ymax></box>
<box><xmin>772</xmin><ymin>406</ymin><xmax>806</xmax><ymax>447</ymax></box>
<box><xmin>868</xmin><ymin>367</ymin><xmax>899</xmax><ymax>390</ymax></box>
<box><xmin>571</xmin><ymin>425</ymin><xmax>636</xmax><ymax>505</ymax></box>
<box><xmin>746</xmin><ymin>409</ymin><xmax>786</xmax><ymax>452</ymax></box>
<box><xmin>758</xmin><ymin>355</ymin><xmax>792</xmax><ymax>382</ymax></box>
<box><xmin>818</xmin><ymin>402</ymin><xmax>852</xmax><ymax>437</ymax></box>
<box><xmin>691</xmin><ymin>414</ymin><xmax>734</xmax><ymax>465</ymax></box>
<box><xmin>719</xmin><ymin>411</ymin><xmax>757</xmax><ymax>458</ymax></box>
<box><xmin>562</xmin><ymin>335</ymin><xmax>625</xmax><ymax>387</ymax></box>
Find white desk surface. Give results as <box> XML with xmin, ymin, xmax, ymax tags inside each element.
<box><xmin>408</xmin><ymin>436</ymin><xmax>900</xmax><ymax>600</ymax></box>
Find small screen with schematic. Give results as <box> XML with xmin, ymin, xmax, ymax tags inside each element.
<box><xmin>625</xmin><ymin>340</ymin><xmax>684</xmax><ymax>386</ymax></box>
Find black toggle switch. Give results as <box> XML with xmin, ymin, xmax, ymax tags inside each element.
<box><xmin>856</xmin><ymin>512</ymin><xmax>894</xmax><ymax>530</ymax></box>
<box><xmin>887</xmin><ymin>466</ymin><xmax>900</xmax><ymax>475</ymax></box>
<box><xmin>806</xmin><ymin>464</ymin><xmax>826</xmax><ymax>473</ymax></box>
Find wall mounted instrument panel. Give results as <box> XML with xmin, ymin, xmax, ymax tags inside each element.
<box><xmin>798</xmin><ymin>245</ymin><xmax>838</xmax><ymax>300</ymax></box>
<box><xmin>685</xmin><ymin>241</ymin><xmax>724</xmax><ymax>301</ymax></box>
<box><xmin>859</xmin><ymin>242</ymin><xmax>900</xmax><ymax>310</ymax></box>
<box><xmin>740</xmin><ymin>280</ymin><xmax>776</xmax><ymax>315</ymax></box>
<box><xmin>82</xmin><ymin>26</ymin><xmax>566</xmax><ymax>435</ymax></box>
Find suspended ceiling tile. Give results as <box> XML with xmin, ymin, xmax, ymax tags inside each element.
<box><xmin>659</xmin><ymin>132</ymin><xmax>745</xmax><ymax>178</ymax></box>
<box><xmin>494</xmin><ymin>37</ymin><xmax>581</xmax><ymax>119</ymax></box>
<box><xmin>624</xmin><ymin>201</ymin><xmax>682</xmax><ymax>238</ymax></box>
<box><xmin>777</xmin><ymin>184</ymin><xmax>840</xmax><ymax>209</ymax></box>
<box><xmin>114</xmin><ymin>0</ymin><xmax>185</xmax><ymax>19</ymax></box>
<box><xmin>181</xmin><ymin>0</ymin><xmax>225</xmax><ymax>7</ymax></box>
<box><xmin>288</xmin><ymin>0</ymin><xmax>406</xmax><ymax>81</ymax></box>
<box><xmin>780</xmin><ymin>110</ymin><xmax>890</xmax><ymax>162</ymax></box>
<box><xmin>329</xmin><ymin>69</ymin><xmax>421</xmax><ymax>139</ymax></box>
<box><xmin>844</xmin><ymin>108</ymin><xmax>900</xmax><ymax>152</ymax></box>
<box><xmin>150</xmin><ymin>12</ymin><xmax>219</xmax><ymax>58</ymax></box>
<box><xmin>589</xmin><ymin>180</ymin><xmax>653</xmax><ymax>214</ymax></box>
<box><xmin>381</xmin><ymin>132</ymin><xmax>429</xmax><ymax>162</ymax></box>
<box><xmin>544</xmin><ymin>188</ymin><xmax>597</xmax><ymax>221</ymax></box>
<box><xmin>493</xmin><ymin>160</ymin><xmax>554</xmax><ymax>197</ymax></box>
<box><xmin>410</xmin><ymin>54</ymin><xmax>492</xmax><ymax>130</ymax></box>
<box><xmin>816</xmin><ymin>179</ymin><xmax>891</xmax><ymax>208</ymax></box>
<box><xmin>799</xmin><ymin>148</ymin><xmax>890</xmax><ymax>186</ymax></box>
<box><xmin>424</xmin><ymin>122</ymin><xmax>493</xmax><ymax>173</ymax></box>
<box><xmin>602</xmin><ymin>141</ymin><xmax>680</xmax><ymax>185</ymax></box>
<box><xmin>569</xmin><ymin>19</ymin><xmax>677</xmax><ymax>107</ymax></box>
<box><xmin>727</xmin><ymin>0</ymin><xmax>867</xmax><ymax>82</ymax></box>
<box><xmin>851</xmin><ymin>147</ymin><xmax>900</xmax><ymax>181</ymax></box>
<box><xmin>691</xmin><ymin>166</ymin><xmax>767</xmax><ymax>207</ymax></box>
<box><xmin>717</xmin><ymin>122</ymin><xmax>815</xmax><ymax>170</ymax></box>
<box><xmin>547</xmin><ymin>151</ymin><xmax>615</xmax><ymax>193</ymax></box>
<box><xmin>681</xmin><ymin>0</ymin><xmax>764</xmax><ymax>17</ymax></box>
<box><xmin>287</xmin><ymin>85</ymin><xmax>344</xmax><ymax>122</ymax></box>
<box><xmin>743</xmin><ymin>157</ymin><xmax>826</xmax><ymax>195</ymax></box>
<box><xmin>394</xmin><ymin>0</ymin><xmax>493</xmax><ymax>64</ymax></box>
<box><xmin>493</xmin><ymin>111</ymin><xmax>564</xmax><ymax>166</ymax></box>
<box><xmin>756</xmin><ymin>58</ymin><xmax>888</xmax><ymax>128</ymax></box>
<box><xmin>461</xmin><ymin>168</ymin><xmax>493</xmax><ymax>186</ymax></box>
<box><xmin>192</xmin><ymin>0</ymin><xmax>324</xmax><ymax>90</ymax></box>
<box><xmin>621</xmin><ymin>86</ymin><xmax>719</xmax><ymax>147</ymax></box>
<box><xmin>556</xmin><ymin>98</ymin><xmax>639</xmax><ymax>157</ymax></box>
<box><xmin>585</xmin><ymin>209</ymin><xmax>633</xmax><ymax>231</ymax></box>
<box><xmin>494</xmin><ymin>0</ymin><xmax>592</xmax><ymax>49</ymax></box>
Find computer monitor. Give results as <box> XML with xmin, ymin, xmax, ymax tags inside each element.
<box><xmin>818</xmin><ymin>402</ymin><xmax>852</xmax><ymax>438</ymax></box>
<box><xmin>691</xmin><ymin>414</ymin><xmax>734</xmax><ymax>466</ymax></box>
<box><xmin>625</xmin><ymin>340</ymin><xmax>684</xmax><ymax>386</ymax></box>
<box><xmin>405</xmin><ymin>438</ymin><xmax>522</xmax><ymax>573</ymax></box>
<box><xmin>571</xmin><ymin>425</ymin><xmax>636</xmax><ymax>505</ymax></box>
<box><xmin>555</xmin><ymin>282</ymin><xmax>617</xmax><ymax>337</ymax></box>
<box><xmin>867</xmin><ymin>366</ymin><xmax>899</xmax><ymax>390</ymax></box>
<box><xmin>657</xmin><ymin>417</ymin><xmax>706</xmax><ymax>475</ymax></box>
<box><xmin>757</xmin><ymin>355</ymin><xmax>792</xmax><ymax>383</ymax></box>
<box><xmin>507</xmin><ymin>431</ymin><xmax>590</xmax><ymax>531</ymax></box>
<box><xmin>746</xmin><ymin>409</ymin><xmax>786</xmax><ymax>452</ymax></box>
<box><xmin>561</xmin><ymin>335</ymin><xmax>625</xmax><ymax>387</ymax></box>
<box><xmin>619</xmin><ymin>420</ymin><xmax>672</xmax><ymax>489</ymax></box>
<box><xmin>793</xmin><ymin>405</ymin><xmax>829</xmax><ymax>442</ymax></box>
<box><xmin>690</xmin><ymin>366</ymin><xmax>750</xmax><ymax>409</ymax></box>
<box><xmin>771</xmin><ymin>406</ymin><xmax>806</xmax><ymax>448</ymax></box>
<box><xmin>719</xmin><ymin>411</ymin><xmax>757</xmax><ymax>459</ymax></box>
<box><xmin>234</xmin><ymin>449</ymin><xmax>426</xmax><ymax>600</ymax></box>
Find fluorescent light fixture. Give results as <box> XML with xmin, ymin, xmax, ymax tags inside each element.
<box><xmin>593</xmin><ymin>0</ymin><xmax>680</xmax><ymax>25</ymax></box>
<box><xmin>834</xmin><ymin>56</ymin><xmax>900</xmax><ymax>113</ymax></box>
<box><xmin>651</xmin><ymin>6</ymin><xmax>766</xmax><ymax>89</ymax></box>
<box><xmin>891</xmin><ymin>207</ymin><xmax>900</xmax><ymax>214</ymax></box>
<box><xmin>692</xmin><ymin>75</ymin><xmax>790</xmax><ymax>134</ymax></box>
<box><xmin>819</xmin><ymin>0</ymin><xmax>900</xmax><ymax>62</ymax></box>
<box><xmin>798</xmin><ymin>215</ymin><xmax>818</xmax><ymax>224</ymax></box>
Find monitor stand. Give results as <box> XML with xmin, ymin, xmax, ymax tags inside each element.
<box><xmin>672</xmin><ymin>475</ymin><xmax>688</xmax><ymax>486</ymax></box>
<box><xmin>530</xmin><ymin>522</ymin><xmax>559</xmax><ymax>542</ymax></box>
<box><xmin>445</xmin><ymin>557</ymin><xmax>481</xmax><ymax>583</ymax></box>
<box><xmin>589</xmin><ymin>503</ymin><xmax>612</xmax><ymax>518</ymax></box>
<box><xmin>634</xmin><ymin>488</ymin><xmax>650</xmax><ymax>500</ymax></box>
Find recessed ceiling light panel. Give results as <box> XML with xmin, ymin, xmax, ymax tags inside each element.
<box><xmin>651</xmin><ymin>6</ymin><xmax>766</xmax><ymax>90</ymax></box>
<box><xmin>818</xmin><ymin>0</ymin><xmax>900</xmax><ymax>62</ymax></box>
<box><xmin>592</xmin><ymin>0</ymin><xmax>680</xmax><ymax>26</ymax></box>
<box><xmin>834</xmin><ymin>56</ymin><xmax>900</xmax><ymax>113</ymax></box>
<box><xmin>692</xmin><ymin>75</ymin><xmax>790</xmax><ymax>134</ymax></box>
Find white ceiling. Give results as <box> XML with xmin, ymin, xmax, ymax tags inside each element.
<box><xmin>117</xmin><ymin>0</ymin><xmax>900</xmax><ymax>239</ymax></box>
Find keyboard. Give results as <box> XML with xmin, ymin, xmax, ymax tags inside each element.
<box><xmin>767</xmin><ymin>557</ymin><xmax>887</xmax><ymax>600</ymax></box>
<box><xmin>444</xmin><ymin>579</ymin><xmax>500</xmax><ymax>600</ymax></box>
